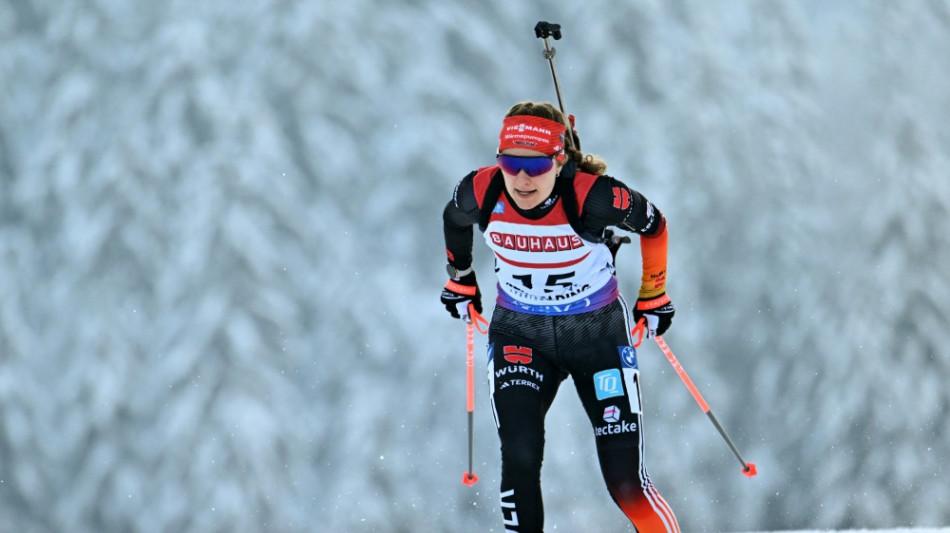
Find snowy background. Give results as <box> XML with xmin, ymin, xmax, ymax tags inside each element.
<box><xmin>1</xmin><ymin>1</ymin><xmax>949</xmax><ymax>532</ymax></box>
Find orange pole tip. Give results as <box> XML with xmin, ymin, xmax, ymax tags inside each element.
<box><xmin>462</xmin><ymin>472</ymin><xmax>479</xmax><ymax>486</ymax></box>
<box><xmin>743</xmin><ymin>463</ymin><xmax>758</xmax><ymax>478</ymax></box>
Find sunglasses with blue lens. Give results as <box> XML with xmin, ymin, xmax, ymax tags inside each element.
<box><xmin>496</xmin><ymin>153</ymin><xmax>557</xmax><ymax>177</ymax></box>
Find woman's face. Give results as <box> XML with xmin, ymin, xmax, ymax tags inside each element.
<box><xmin>498</xmin><ymin>148</ymin><xmax>562</xmax><ymax>210</ymax></box>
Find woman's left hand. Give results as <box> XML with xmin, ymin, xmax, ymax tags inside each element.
<box><xmin>633</xmin><ymin>293</ymin><xmax>675</xmax><ymax>337</ymax></box>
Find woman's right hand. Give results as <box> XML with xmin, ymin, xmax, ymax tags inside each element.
<box><xmin>440</xmin><ymin>271</ymin><xmax>482</xmax><ymax>321</ymax></box>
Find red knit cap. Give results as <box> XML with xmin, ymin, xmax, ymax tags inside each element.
<box><xmin>498</xmin><ymin>115</ymin><xmax>567</xmax><ymax>161</ymax></box>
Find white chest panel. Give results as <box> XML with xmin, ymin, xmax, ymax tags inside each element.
<box><xmin>483</xmin><ymin>219</ymin><xmax>617</xmax><ymax>314</ymax></box>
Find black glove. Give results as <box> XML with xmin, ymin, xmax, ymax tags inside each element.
<box><xmin>633</xmin><ymin>293</ymin><xmax>674</xmax><ymax>337</ymax></box>
<box><xmin>441</xmin><ymin>271</ymin><xmax>482</xmax><ymax>321</ymax></box>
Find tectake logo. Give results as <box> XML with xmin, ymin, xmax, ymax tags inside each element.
<box><xmin>593</xmin><ymin>369</ymin><xmax>623</xmax><ymax>400</ymax></box>
<box><xmin>594</xmin><ymin>418</ymin><xmax>638</xmax><ymax>437</ymax></box>
<box><xmin>603</xmin><ymin>405</ymin><xmax>621</xmax><ymax>423</ymax></box>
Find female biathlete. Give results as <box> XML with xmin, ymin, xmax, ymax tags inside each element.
<box><xmin>441</xmin><ymin>101</ymin><xmax>680</xmax><ymax>533</ymax></box>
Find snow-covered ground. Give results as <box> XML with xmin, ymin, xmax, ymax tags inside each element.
<box><xmin>735</xmin><ymin>529</ymin><xmax>950</xmax><ymax>533</ymax></box>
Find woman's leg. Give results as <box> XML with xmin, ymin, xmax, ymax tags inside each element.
<box><xmin>563</xmin><ymin>301</ymin><xmax>681</xmax><ymax>532</ymax></box>
<box><xmin>488</xmin><ymin>318</ymin><xmax>565</xmax><ymax>533</ymax></box>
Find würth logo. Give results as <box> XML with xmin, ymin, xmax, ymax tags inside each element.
<box><xmin>504</xmin><ymin>346</ymin><xmax>533</xmax><ymax>365</ymax></box>
<box><xmin>612</xmin><ymin>187</ymin><xmax>631</xmax><ymax>210</ymax></box>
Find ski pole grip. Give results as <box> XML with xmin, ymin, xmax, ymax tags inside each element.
<box><xmin>535</xmin><ymin>21</ymin><xmax>562</xmax><ymax>40</ymax></box>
